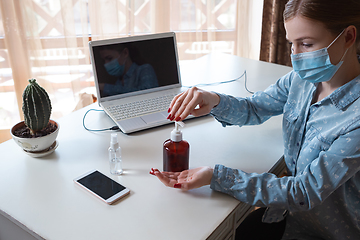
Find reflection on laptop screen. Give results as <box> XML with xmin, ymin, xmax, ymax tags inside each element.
<box><xmin>92</xmin><ymin>37</ymin><xmax>179</xmax><ymax>98</ymax></box>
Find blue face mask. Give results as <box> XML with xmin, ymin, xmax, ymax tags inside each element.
<box><xmin>291</xmin><ymin>29</ymin><xmax>348</xmax><ymax>83</ymax></box>
<box><xmin>104</xmin><ymin>58</ymin><xmax>126</xmax><ymax>77</ymax></box>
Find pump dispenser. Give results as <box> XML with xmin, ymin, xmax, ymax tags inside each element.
<box><xmin>109</xmin><ymin>133</ymin><xmax>123</xmax><ymax>175</ymax></box>
<box><xmin>163</xmin><ymin>121</ymin><xmax>189</xmax><ymax>172</ymax></box>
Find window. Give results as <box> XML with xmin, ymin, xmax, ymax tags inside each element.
<box><xmin>0</xmin><ymin>0</ymin><xmax>263</xmax><ymax>131</ymax></box>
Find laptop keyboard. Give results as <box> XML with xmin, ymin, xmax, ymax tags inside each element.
<box><xmin>106</xmin><ymin>93</ymin><xmax>177</xmax><ymax>121</ymax></box>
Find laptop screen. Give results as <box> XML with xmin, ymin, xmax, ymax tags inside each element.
<box><xmin>91</xmin><ymin>34</ymin><xmax>180</xmax><ymax>99</ymax></box>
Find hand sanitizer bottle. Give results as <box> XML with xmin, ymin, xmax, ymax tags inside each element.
<box><xmin>109</xmin><ymin>133</ymin><xmax>123</xmax><ymax>175</ymax></box>
<box><xmin>163</xmin><ymin>121</ymin><xmax>189</xmax><ymax>172</ymax></box>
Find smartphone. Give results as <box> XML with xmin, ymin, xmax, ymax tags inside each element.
<box><xmin>74</xmin><ymin>170</ymin><xmax>130</xmax><ymax>204</ymax></box>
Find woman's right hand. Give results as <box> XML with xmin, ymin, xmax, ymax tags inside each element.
<box><xmin>167</xmin><ymin>87</ymin><xmax>220</xmax><ymax>121</ymax></box>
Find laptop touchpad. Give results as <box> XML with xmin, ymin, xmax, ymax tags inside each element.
<box><xmin>141</xmin><ymin>111</ymin><xmax>168</xmax><ymax>124</ymax></box>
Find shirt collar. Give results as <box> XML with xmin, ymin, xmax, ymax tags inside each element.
<box><xmin>329</xmin><ymin>75</ymin><xmax>360</xmax><ymax>110</ymax></box>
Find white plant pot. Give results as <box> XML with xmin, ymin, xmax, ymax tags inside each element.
<box><xmin>10</xmin><ymin>120</ymin><xmax>59</xmax><ymax>152</ymax></box>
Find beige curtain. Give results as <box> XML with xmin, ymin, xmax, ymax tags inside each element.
<box><xmin>236</xmin><ymin>0</ymin><xmax>264</xmax><ymax>59</ymax></box>
<box><xmin>0</xmin><ymin>0</ymin><xmax>91</xmax><ymax>120</ymax></box>
<box><xmin>87</xmin><ymin>0</ymin><xmax>261</xmax><ymax>60</ymax></box>
<box><xmin>0</xmin><ymin>0</ymin><xmax>263</xmax><ymax>142</ymax></box>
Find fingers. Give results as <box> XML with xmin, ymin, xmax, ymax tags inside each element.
<box><xmin>169</xmin><ymin>93</ymin><xmax>182</xmax><ymax>112</ymax></box>
<box><xmin>150</xmin><ymin>168</ymin><xmax>181</xmax><ymax>179</ymax></box>
<box><xmin>167</xmin><ymin>94</ymin><xmax>182</xmax><ymax>121</ymax></box>
<box><xmin>174</xmin><ymin>167</ymin><xmax>214</xmax><ymax>190</ymax></box>
<box><xmin>149</xmin><ymin>168</ymin><xmax>193</xmax><ymax>190</ymax></box>
<box><xmin>153</xmin><ymin>170</ymin><xmax>172</xmax><ymax>187</ymax></box>
<box><xmin>168</xmin><ymin>87</ymin><xmax>203</xmax><ymax>121</ymax></box>
<box><xmin>178</xmin><ymin>89</ymin><xmax>201</xmax><ymax>119</ymax></box>
<box><xmin>167</xmin><ymin>87</ymin><xmax>220</xmax><ymax>122</ymax></box>
<box><xmin>150</xmin><ymin>168</ymin><xmax>180</xmax><ymax>187</ymax></box>
<box><xmin>149</xmin><ymin>167</ymin><xmax>213</xmax><ymax>191</ymax></box>
<box><xmin>168</xmin><ymin>87</ymin><xmax>198</xmax><ymax>121</ymax></box>
<box><xmin>149</xmin><ymin>168</ymin><xmax>156</xmax><ymax>175</ymax></box>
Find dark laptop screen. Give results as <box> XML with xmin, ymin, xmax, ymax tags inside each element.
<box><xmin>92</xmin><ymin>36</ymin><xmax>179</xmax><ymax>98</ymax></box>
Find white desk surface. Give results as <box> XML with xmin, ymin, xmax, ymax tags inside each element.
<box><xmin>0</xmin><ymin>53</ymin><xmax>292</xmax><ymax>240</ymax></box>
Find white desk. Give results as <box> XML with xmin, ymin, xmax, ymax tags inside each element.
<box><xmin>0</xmin><ymin>53</ymin><xmax>292</xmax><ymax>240</ymax></box>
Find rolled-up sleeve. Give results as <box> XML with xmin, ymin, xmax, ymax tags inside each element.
<box><xmin>210</xmin><ymin>128</ymin><xmax>360</xmax><ymax>213</ymax></box>
<box><xmin>210</xmin><ymin>71</ymin><xmax>294</xmax><ymax>127</ymax></box>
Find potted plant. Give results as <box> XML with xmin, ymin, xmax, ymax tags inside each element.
<box><xmin>10</xmin><ymin>79</ymin><xmax>59</xmax><ymax>157</ymax></box>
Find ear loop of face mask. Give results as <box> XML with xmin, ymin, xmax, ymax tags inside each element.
<box><xmin>291</xmin><ymin>29</ymin><xmax>346</xmax><ymax>55</ymax></box>
<box><xmin>327</xmin><ymin>29</ymin><xmax>348</xmax><ymax>64</ymax></box>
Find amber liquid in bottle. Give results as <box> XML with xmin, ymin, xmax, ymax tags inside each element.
<box><xmin>163</xmin><ymin>139</ymin><xmax>189</xmax><ymax>172</ymax></box>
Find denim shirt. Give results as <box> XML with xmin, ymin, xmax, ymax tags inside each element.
<box><xmin>210</xmin><ymin>70</ymin><xmax>360</xmax><ymax>240</ymax></box>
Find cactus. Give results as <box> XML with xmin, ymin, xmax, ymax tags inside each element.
<box><xmin>22</xmin><ymin>79</ymin><xmax>52</xmax><ymax>135</ymax></box>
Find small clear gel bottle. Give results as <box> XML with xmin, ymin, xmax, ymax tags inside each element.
<box><xmin>109</xmin><ymin>133</ymin><xmax>123</xmax><ymax>175</ymax></box>
<box><xmin>163</xmin><ymin>121</ymin><xmax>189</xmax><ymax>172</ymax></box>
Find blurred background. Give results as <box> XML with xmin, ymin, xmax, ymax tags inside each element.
<box><xmin>0</xmin><ymin>0</ymin><xmax>265</xmax><ymax>142</ymax></box>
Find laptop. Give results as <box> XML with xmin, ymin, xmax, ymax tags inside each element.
<box><xmin>89</xmin><ymin>32</ymin><xmax>190</xmax><ymax>133</ymax></box>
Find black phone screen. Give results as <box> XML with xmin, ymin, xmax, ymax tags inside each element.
<box><xmin>76</xmin><ymin>170</ymin><xmax>126</xmax><ymax>200</ymax></box>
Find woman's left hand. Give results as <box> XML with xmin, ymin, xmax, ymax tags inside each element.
<box><xmin>150</xmin><ymin>167</ymin><xmax>214</xmax><ymax>190</ymax></box>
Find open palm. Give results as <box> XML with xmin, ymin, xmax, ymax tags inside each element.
<box><xmin>150</xmin><ymin>166</ymin><xmax>213</xmax><ymax>190</ymax></box>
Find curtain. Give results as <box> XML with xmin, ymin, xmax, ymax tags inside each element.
<box><xmin>0</xmin><ymin>0</ymin><xmax>263</xmax><ymax>141</ymax></box>
<box><xmin>236</xmin><ymin>0</ymin><xmax>264</xmax><ymax>59</ymax></box>
<box><xmin>259</xmin><ymin>0</ymin><xmax>291</xmax><ymax>66</ymax></box>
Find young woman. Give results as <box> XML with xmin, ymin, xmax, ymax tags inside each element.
<box><xmin>151</xmin><ymin>0</ymin><xmax>360</xmax><ymax>239</ymax></box>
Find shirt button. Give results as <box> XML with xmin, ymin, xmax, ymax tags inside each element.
<box><xmin>297</xmin><ymin>143</ymin><xmax>299</xmax><ymax>146</ymax></box>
